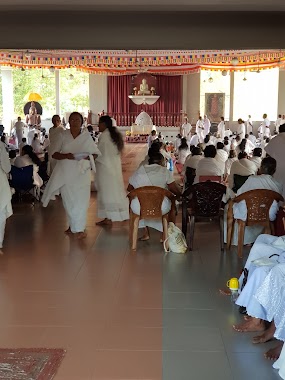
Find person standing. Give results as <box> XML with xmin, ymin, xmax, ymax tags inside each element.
<box><xmin>217</xmin><ymin>116</ymin><xmax>226</xmax><ymax>139</ymax></box>
<box><xmin>13</xmin><ymin>117</ymin><xmax>26</xmax><ymax>148</ymax></box>
<box><xmin>237</xmin><ymin>118</ymin><xmax>246</xmax><ymax>140</ymax></box>
<box><xmin>195</xmin><ymin>116</ymin><xmax>204</xmax><ymax>143</ymax></box>
<box><xmin>275</xmin><ymin>114</ymin><xmax>282</xmax><ymax>134</ymax></box>
<box><xmin>203</xmin><ymin>115</ymin><xmax>211</xmax><ymax>136</ymax></box>
<box><xmin>262</xmin><ymin>113</ymin><xmax>271</xmax><ymax>138</ymax></box>
<box><xmin>95</xmin><ymin>115</ymin><xmax>129</xmax><ymax>226</ymax></box>
<box><xmin>42</xmin><ymin>112</ymin><xmax>101</xmax><ymax>239</ymax></box>
<box><xmin>48</xmin><ymin>115</ymin><xmax>64</xmax><ymax>175</ymax></box>
<box><xmin>181</xmin><ymin>117</ymin><xmax>192</xmax><ymax>142</ymax></box>
<box><xmin>246</xmin><ymin>115</ymin><xmax>253</xmax><ymax>134</ymax></box>
<box><xmin>147</xmin><ymin>130</ymin><xmax>157</xmax><ymax>149</ymax></box>
<box><xmin>0</xmin><ymin>141</ymin><xmax>12</xmax><ymax>253</ymax></box>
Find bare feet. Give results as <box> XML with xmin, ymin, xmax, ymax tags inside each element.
<box><xmin>219</xmin><ymin>289</ymin><xmax>231</xmax><ymax>296</ymax></box>
<box><xmin>96</xmin><ymin>219</ymin><xmax>112</xmax><ymax>226</ymax></box>
<box><xmin>233</xmin><ymin>318</ymin><xmax>266</xmax><ymax>332</ymax></box>
<box><xmin>74</xmin><ymin>232</ymin><xmax>87</xmax><ymax>240</ymax></box>
<box><xmin>264</xmin><ymin>342</ymin><xmax>283</xmax><ymax>361</ymax></box>
<box><xmin>252</xmin><ymin>322</ymin><xmax>276</xmax><ymax>344</ymax></box>
<box><xmin>139</xmin><ymin>235</ymin><xmax>150</xmax><ymax>241</ymax></box>
<box><xmin>64</xmin><ymin>227</ymin><xmax>73</xmax><ymax>235</ymax></box>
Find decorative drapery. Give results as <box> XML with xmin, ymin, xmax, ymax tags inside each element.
<box><xmin>107</xmin><ymin>75</ymin><xmax>182</xmax><ymax>116</ymax></box>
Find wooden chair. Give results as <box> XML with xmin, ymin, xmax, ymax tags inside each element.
<box><xmin>182</xmin><ymin>181</ymin><xmax>226</xmax><ymax>251</ymax></box>
<box><xmin>227</xmin><ymin>189</ymin><xmax>284</xmax><ymax>258</ymax></box>
<box><xmin>127</xmin><ymin>186</ymin><xmax>176</xmax><ymax>252</ymax></box>
<box><xmin>199</xmin><ymin>175</ymin><xmax>222</xmax><ymax>183</ymax></box>
<box><xmin>184</xmin><ymin>167</ymin><xmax>196</xmax><ymax>189</ymax></box>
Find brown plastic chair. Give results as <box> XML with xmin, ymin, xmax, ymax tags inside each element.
<box><xmin>182</xmin><ymin>181</ymin><xmax>226</xmax><ymax>251</ymax></box>
<box><xmin>227</xmin><ymin>189</ymin><xmax>284</xmax><ymax>258</ymax></box>
<box><xmin>127</xmin><ymin>186</ymin><xmax>176</xmax><ymax>251</ymax></box>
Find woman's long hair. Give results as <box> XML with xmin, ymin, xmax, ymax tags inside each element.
<box><xmin>178</xmin><ymin>137</ymin><xmax>189</xmax><ymax>151</ymax></box>
<box><xmin>22</xmin><ymin>145</ymin><xmax>41</xmax><ymax>166</ymax></box>
<box><xmin>99</xmin><ymin>115</ymin><xmax>124</xmax><ymax>152</ymax></box>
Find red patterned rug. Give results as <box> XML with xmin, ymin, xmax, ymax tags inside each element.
<box><xmin>0</xmin><ymin>348</ymin><xmax>65</xmax><ymax>379</ymax></box>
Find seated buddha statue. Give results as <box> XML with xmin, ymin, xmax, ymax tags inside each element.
<box><xmin>138</xmin><ymin>79</ymin><xmax>150</xmax><ymax>95</ymax></box>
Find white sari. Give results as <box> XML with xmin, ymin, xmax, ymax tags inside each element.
<box><xmin>95</xmin><ymin>129</ymin><xmax>129</xmax><ymax>222</ymax></box>
<box><xmin>42</xmin><ymin>130</ymin><xmax>100</xmax><ymax>233</ymax></box>
<box><xmin>0</xmin><ymin>142</ymin><xmax>12</xmax><ymax>248</ymax></box>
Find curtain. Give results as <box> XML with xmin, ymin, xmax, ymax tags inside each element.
<box><xmin>107</xmin><ymin>75</ymin><xmax>182</xmax><ymax>126</ymax></box>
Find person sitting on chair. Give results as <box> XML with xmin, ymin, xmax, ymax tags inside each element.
<box><xmin>127</xmin><ymin>152</ymin><xmax>181</xmax><ymax>241</ymax></box>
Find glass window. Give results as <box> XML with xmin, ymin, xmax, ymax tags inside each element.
<box><xmin>233</xmin><ymin>68</ymin><xmax>279</xmax><ymax>121</ymax></box>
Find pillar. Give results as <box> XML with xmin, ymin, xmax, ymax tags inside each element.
<box><xmin>277</xmin><ymin>69</ymin><xmax>285</xmax><ymax>115</ymax></box>
<box><xmin>1</xmin><ymin>67</ymin><xmax>14</xmax><ymax>132</ymax></box>
<box><xmin>55</xmin><ymin>69</ymin><xmax>60</xmax><ymax>115</ymax></box>
<box><xmin>89</xmin><ymin>74</ymin><xmax>108</xmax><ymax>124</ymax></box>
<box><xmin>229</xmin><ymin>71</ymin><xmax>235</xmax><ymax>122</ymax></box>
<box><xmin>185</xmin><ymin>72</ymin><xmax>200</xmax><ymax>125</ymax></box>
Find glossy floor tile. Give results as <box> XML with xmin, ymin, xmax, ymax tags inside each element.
<box><xmin>1</xmin><ymin>144</ymin><xmax>280</xmax><ymax>379</ymax></box>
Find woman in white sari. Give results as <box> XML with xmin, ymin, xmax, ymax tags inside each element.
<box><xmin>127</xmin><ymin>152</ymin><xmax>181</xmax><ymax>241</ymax></box>
<box><xmin>0</xmin><ymin>141</ymin><xmax>12</xmax><ymax>253</ymax></box>
<box><xmin>95</xmin><ymin>115</ymin><xmax>129</xmax><ymax>225</ymax></box>
<box><xmin>42</xmin><ymin>112</ymin><xmax>101</xmax><ymax>239</ymax></box>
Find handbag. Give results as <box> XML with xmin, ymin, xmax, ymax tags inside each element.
<box><xmin>164</xmin><ymin>222</ymin><xmax>188</xmax><ymax>254</ymax></box>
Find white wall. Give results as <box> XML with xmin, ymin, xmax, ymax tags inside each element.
<box><xmin>89</xmin><ymin>74</ymin><xmax>108</xmax><ymax>124</ymax></box>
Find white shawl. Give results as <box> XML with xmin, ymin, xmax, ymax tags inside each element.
<box><xmin>42</xmin><ymin>131</ymin><xmax>100</xmax><ymax>207</ymax></box>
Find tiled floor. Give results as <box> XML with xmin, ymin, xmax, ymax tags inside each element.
<box><xmin>1</xmin><ymin>144</ymin><xmax>281</xmax><ymax>379</ymax></box>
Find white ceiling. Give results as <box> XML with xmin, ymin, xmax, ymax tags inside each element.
<box><xmin>0</xmin><ymin>0</ymin><xmax>285</xmax><ymax>11</ymax></box>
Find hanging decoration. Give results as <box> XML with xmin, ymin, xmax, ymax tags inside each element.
<box><xmin>0</xmin><ymin>49</ymin><xmax>284</xmax><ymax>75</ymax></box>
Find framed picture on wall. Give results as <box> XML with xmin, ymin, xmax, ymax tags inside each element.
<box><xmin>205</xmin><ymin>93</ymin><xmax>225</xmax><ymax>122</ymax></box>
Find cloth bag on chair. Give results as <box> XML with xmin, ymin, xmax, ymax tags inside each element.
<box><xmin>164</xmin><ymin>222</ymin><xmax>187</xmax><ymax>254</ymax></box>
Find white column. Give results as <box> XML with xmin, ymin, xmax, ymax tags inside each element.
<box><xmin>55</xmin><ymin>69</ymin><xmax>60</xmax><ymax>115</ymax></box>
<box><xmin>186</xmin><ymin>72</ymin><xmax>200</xmax><ymax>125</ymax></box>
<box><xmin>278</xmin><ymin>69</ymin><xmax>285</xmax><ymax>115</ymax></box>
<box><xmin>89</xmin><ymin>74</ymin><xmax>108</xmax><ymax>124</ymax></box>
<box><xmin>229</xmin><ymin>71</ymin><xmax>235</xmax><ymax>122</ymax></box>
<box><xmin>1</xmin><ymin>67</ymin><xmax>14</xmax><ymax>133</ymax></box>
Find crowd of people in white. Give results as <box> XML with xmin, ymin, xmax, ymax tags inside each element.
<box><xmin>1</xmin><ymin>109</ymin><xmax>285</xmax><ymax>377</ymax></box>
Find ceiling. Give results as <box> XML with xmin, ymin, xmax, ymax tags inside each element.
<box><xmin>0</xmin><ymin>0</ymin><xmax>284</xmax><ymax>11</ymax></box>
<box><xmin>1</xmin><ymin>49</ymin><xmax>284</xmax><ymax>75</ymax></box>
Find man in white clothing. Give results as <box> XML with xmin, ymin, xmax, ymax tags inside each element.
<box><xmin>265</xmin><ymin>124</ymin><xmax>285</xmax><ymax>199</ymax></box>
<box><xmin>246</xmin><ymin>115</ymin><xmax>253</xmax><ymax>134</ymax></box>
<box><xmin>249</xmin><ymin>147</ymin><xmax>262</xmax><ymax>172</ymax></box>
<box><xmin>228</xmin><ymin>151</ymin><xmax>257</xmax><ymax>190</ymax></box>
<box><xmin>195</xmin><ymin>145</ymin><xmax>224</xmax><ymax>182</ymax></box>
<box><xmin>224</xmin><ymin>127</ymin><xmax>232</xmax><ymax>138</ymax></box>
<box><xmin>189</xmin><ymin>133</ymin><xmax>199</xmax><ymax>147</ymax></box>
<box><xmin>203</xmin><ymin>115</ymin><xmax>211</xmax><ymax>136</ymax></box>
<box><xmin>48</xmin><ymin>115</ymin><xmax>64</xmax><ymax>175</ymax></box>
<box><xmin>195</xmin><ymin>116</ymin><xmax>204</xmax><ymax>143</ymax></box>
<box><xmin>237</xmin><ymin>119</ymin><xmax>246</xmax><ymax>140</ymax></box>
<box><xmin>217</xmin><ymin>116</ymin><xmax>225</xmax><ymax>139</ymax></box>
<box><xmin>174</xmin><ymin>134</ymin><xmax>182</xmax><ymax>152</ymax></box>
<box><xmin>248</xmin><ymin>132</ymin><xmax>257</xmax><ymax>145</ymax></box>
<box><xmin>233</xmin><ymin>157</ymin><xmax>283</xmax><ymax>224</ymax></box>
<box><xmin>13</xmin><ymin>117</ymin><xmax>26</xmax><ymax>148</ymax></box>
<box><xmin>181</xmin><ymin>117</ymin><xmax>192</xmax><ymax>142</ymax></box>
<box><xmin>275</xmin><ymin>114</ymin><xmax>282</xmax><ymax>134</ymax></box>
<box><xmin>262</xmin><ymin>113</ymin><xmax>271</xmax><ymax>138</ymax></box>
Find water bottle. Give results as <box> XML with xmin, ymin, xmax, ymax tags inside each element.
<box><xmin>226</xmin><ymin>278</ymin><xmax>239</xmax><ymax>303</ymax></box>
<box><xmin>169</xmin><ymin>158</ymin><xmax>173</xmax><ymax>172</ymax></box>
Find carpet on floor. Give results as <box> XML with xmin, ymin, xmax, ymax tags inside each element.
<box><xmin>0</xmin><ymin>348</ymin><xmax>65</xmax><ymax>379</ymax></box>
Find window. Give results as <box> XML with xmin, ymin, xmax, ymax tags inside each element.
<box><xmin>233</xmin><ymin>68</ymin><xmax>279</xmax><ymax>121</ymax></box>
